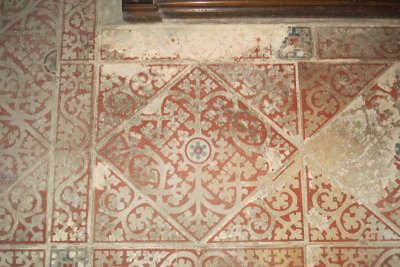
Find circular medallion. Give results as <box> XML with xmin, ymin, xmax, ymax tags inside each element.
<box><xmin>44</xmin><ymin>50</ymin><xmax>57</xmax><ymax>74</ymax></box>
<box><xmin>185</xmin><ymin>137</ymin><xmax>211</xmax><ymax>164</ymax></box>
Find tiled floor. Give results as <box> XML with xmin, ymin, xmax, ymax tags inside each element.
<box><xmin>0</xmin><ymin>1</ymin><xmax>399</xmax><ymax>266</ymax></box>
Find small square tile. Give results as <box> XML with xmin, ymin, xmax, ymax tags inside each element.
<box><xmin>50</xmin><ymin>248</ymin><xmax>88</xmax><ymax>267</ymax></box>
<box><xmin>0</xmin><ymin>250</ymin><xmax>45</xmax><ymax>267</ymax></box>
<box><xmin>279</xmin><ymin>26</ymin><xmax>313</xmax><ymax>59</ymax></box>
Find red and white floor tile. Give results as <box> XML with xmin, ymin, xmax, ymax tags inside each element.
<box><xmin>0</xmin><ymin>0</ymin><xmax>399</xmax><ymax>266</ymax></box>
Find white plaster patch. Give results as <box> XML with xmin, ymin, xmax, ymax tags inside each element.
<box><xmin>100</xmin><ymin>25</ymin><xmax>287</xmax><ymax>61</ymax></box>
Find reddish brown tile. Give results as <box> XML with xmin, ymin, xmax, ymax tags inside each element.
<box><xmin>61</xmin><ymin>0</ymin><xmax>96</xmax><ymax>60</ymax></box>
<box><xmin>299</xmin><ymin>63</ymin><xmax>387</xmax><ymax>139</ymax></box>
<box><xmin>99</xmin><ymin>66</ymin><xmax>297</xmax><ymax>240</ymax></box>
<box><xmin>306</xmin><ymin>162</ymin><xmax>400</xmax><ymax>242</ymax></box>
<box><xmin>56</xmin><ymin>64</ymin><xmax>94</xmax><ymax>151</ymax></box>
<box><xmin>210</xmin><ymin>161</ymin><xmax>304</xmax><ymax>242</ymax></box>
<box><xmin>51</xmin><ymin>152</ymin><xmax>90</xmax><ymax>242</ymax></box>
<box><xmin>209</xmin><ymin>64</ymin><xmax>299</xmax><ymax>137</ymax></box>
<box><xmin>94</xmin><ymin>247</ymin><xmax>304</xmax><ymax>266</ymax></box>
<box><xmin>94</xmin><ymin>161</ymin><xmax>188</xmax><ymax>242</ymax></box>
<box><xmin>97</xmin><ymin>64</ymin><xmax>187</xmax><ymax>141</ymax></box>
<box><xmin>308</xmin><ymin>246</ymin><xmax>400</xmax><ymax>267</ymax></box>
<box><xmin>316</xmin><ymin>27</ymin><xmax>400</xmax><ymax>59</ymax></box>
<box><xmin>0</xmin><ymin>249</ymin><xmax>45</xmax><ymax>267</ymax></box>
<box><xmin>0</xmin><ymin>162</ymin><xmax>48</xmax><ymax>244</ymax></box>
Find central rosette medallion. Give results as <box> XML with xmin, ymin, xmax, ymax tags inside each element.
<box><xmin>100</xmin><ymin>66</ymin><xmax>296</xmax><ymax>240</ymax></box>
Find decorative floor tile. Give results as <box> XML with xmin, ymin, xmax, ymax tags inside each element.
<box><xmin>61</xmin><ymin>0</ymin><xmax>96</xmax><ymax>60</ymax></box>
<box><xmin>0</xmin><ymin>0</ymin><xmax>36</xmax><ymax>32</ymax></box>
<box><xmin>50</xmin><ymin>248</ymin><xmax>87</xmax><ymax>266</ymax></box>
<box><xmin>0</xmin><ymin>250</ymin><xmax>45</xmax><ymax>267</ymax></box>
<box><xmin>0</xmin><ymin>161</ymin><xmax>48</xmax><ymax>244</ymax></box>
<box><xmin>94</xmin><ymin>160</ymin><xmax>187</xmax><ymax>242</ymax></box>
<box><xmin>97</xmin><ymin>64</ymin><xmax>187</xmax><ymax>141</ymax></box>
<box><xmin>51</xmin><ymin>151</ymin><xmax>90</xmax><ymax>242</ymax></box>
<box><xmin>369</xmin><ymin>64</ymin><xmax>400</xmax><ymax>229</ymax></box>
<box><xmin>308</xmin><ymin>246</ymin><xmax>400</xmax><ymax>267</ymax></box>
<box><xmin>57</xmin><ymin>64</ymin><xmax>94</xmax><ymax>150</ymax></box>
<box><xmin>0</xmin><ymin>0</ymin><xmax>59</xmax><ymax>186</ymax></box>
<box><xmin>279</xmin><ymin>27</ymin><xmax>313</xmax><ymax>59</ymax></box>
<box><xmin>51</xmin><ymin>62</ymin><xmax>95</xmax><ymax>242</ymax></box>
<box><xmin>2</xmin><ymin>0</ymin><xmax>400</xmax><ymax>264</ymax></box>
<box><xmin>99</xmin><ymin>65</ymin><xmax>297</xmax><ymax>240</ymax></box>
<box><xmin>210</xmin><ymin>160</ymin><xmax>303</xmax><ymax>242</ymax></box>
<box><xmin>93</xmin><ymin>247</ymin><xmax>304</xmax><ymax>266</ymax></box>
<box><xmin>306</xmin><ymin>161</ymin><xmax>400</xmax><ymax>242</ymax></box>
<box><xmin>299</xmin><ymin>63</ymin><xmax>387</xmax><ymax>139</ymax></box>
<box><xmin>9</xmin><ymin>0</ymin><xmax>60</xmax><ymax>35</ymax></box>
<box><xmin>305</xmin><ymin>63</ymin><xmax>400</xmax><ymax>233</ymax></box>
<box><xmin>316</xmin><ymin>27</ymin><xmax>400</xmax><ymax>59</ymax></box>
<box><xmin>208</xmin><ymin>64</ymin><xmax>298</xmax><ymax>137</ymax></box>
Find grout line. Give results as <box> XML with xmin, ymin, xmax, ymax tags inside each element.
<box><xmin>45</xmin><ymin>0</ymin><xmax>65</xmax><ymax>265</ymax></box>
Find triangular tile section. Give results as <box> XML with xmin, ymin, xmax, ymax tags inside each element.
<box><xmin>299</xmin><ymin>63</ymin><xmax>387</xmax><ymax>139</ymax></box>
<box><xmin>97</xmin><ymin>64</ymin><xmax>187</xmax><ymax>141</ymax></box>
<box><xmin>306</xmin><ymin>163</ymin><xmax>400</xmax><ymax>241</ymax></box>
<box><xmin>208</xmin><ymin>64</ymin><xmax>299</xmax><ymax>137</ymax></box>
<box><xmin>94</xmin><ymin>161</ymin><xmax>188</xmax><ymax>242</ymax></box>
<box><xmin>209</xmin><ymin>162</ymin><xmax>303</xmax><ymax>242</ymax></box>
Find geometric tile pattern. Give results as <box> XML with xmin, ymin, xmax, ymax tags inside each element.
<box><xmin>94</xmin><ymin>161</ymin><xmax>188</xmax><ymax>242</ymax></box>
<box><xmin>99</xmin><ymin>65</ymin><xmax>297</xmax><ymax>241</ymax></box>
<box><xmin>209</xmin><ymin>64</ymin><xmax>299</xmax><ymax>137</ymax></box>
<box><xmin>94</xmin><ymin>248</ymin><xmax>304</xmax><ymax>266</ymax></box>
<box><xmin>308</xmin><ymin>246</ymin><xmax>400</xmax><ymax>266</ymax></box>
<box><xmin>1</xmin><ymin>0</ymin><xmax>400</xmax><ymax>265</ymax></box>
<box><xmin>0</xmin><ymin>162</ymin><xmax>48</xmax><ymax>244</ymax></box>
<box><xmin>210</xmin><ymin>161</ymin><xmax>303</xmax><ymax>242</ymax></box>
<box><xmin>299</xmin><ymin>63</ymin><xmax>387</xmax><ymax>139</ymax></box>
<box><xmin>0</xmin><ymin>250</ymin><xmax>45</xmax><ymax>267</ymax></box>
<box><xmin>97</xmin><ymin>64</ymin><xmax>187</xmax><ymax>141</ymax></box>
<box><xmin>306</xmin><ymin>162</ymin><xmax>400</xmax><ymax>242</ymax></box>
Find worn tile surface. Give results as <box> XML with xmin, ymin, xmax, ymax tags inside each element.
<box><xmin>0</xmin><ymin>0</ymin><xmax>399</xmax><ymax>265</ymax></box>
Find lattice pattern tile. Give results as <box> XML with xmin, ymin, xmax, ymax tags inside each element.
<box><xmin>93</xmin><ymin>248</ymin><xmax>304</xmax><ymax>266</ymax></box>
<box><xmin>1</xmin><ymin>0</ymin><xmax>400</xmax><ymax>265</ymax></box>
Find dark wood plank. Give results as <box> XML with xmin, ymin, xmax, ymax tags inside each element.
<box><xmin>123</xmin><ymin>0</ymin><xmax>400</xmax><ymax>21</ymax></box>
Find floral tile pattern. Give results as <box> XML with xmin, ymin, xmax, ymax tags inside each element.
<box><xmin>99</xmin><ymin>65</ymin><xmax>297</xmax><ymax>241</ymax></box>
<box><xmin>316</xmin><ymin>27</ymin><xmax>400</xmax><ymax>59</ymax></box>
<box><xmin>0</xmin><ymin>250</ymin><xmax>45</xmax><ymax>267</ymax></box>
<box><xmin>93</xmin><ymin>248</ymin><xmax>304</xmax><ymax>266</ymax></box>
<box><xmin>308</xmin><ymin>246</ymin><xmax>400</xmax><ymax>266</ymax></box>
<box><xmin>306</xmin><ymin>161</ymin><xmax>399</xmax><ymax>242</ymax></box>
<box><xmin>0</xmin><ymin>160</ymin><xmax>49</xmax><ymax>243</ymax></box>
<box><xmin>94</xmin><ymin>160</ymin><xmax>188</xmax><ymax>242</ymax></box>
<box><xmin>61</xmin><ymin>0</ymin><xmax>96</xmax><ymax>60</ymax></box>
<box><xmin>97</xmin><ymin>64</ymin><xmax>188</xmax><ymax>141</ymax></box>
<box><xmin>210</xmin><ymin>160</ymin><xmax>303</xmax><ymax>242</ymax></box>
<box><xmin>1</xmin><ymin>0</ymin><xmax>400</xmax><ymax>265</ymax></box>
<box><xmin>299</xmin><ymin>63</ymin><xmax>387</xmax><ymax>139</ymax></box>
